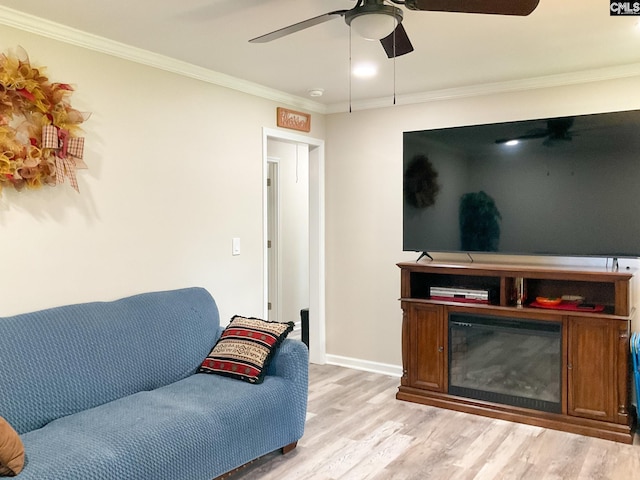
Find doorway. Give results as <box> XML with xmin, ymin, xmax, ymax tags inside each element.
<box><xmin>263</xmin><ymin>128</ymin><xmax>325</xmax><ymax>364</ymax></box>
<box><xmin>267</xmin><ymin>144</ymin><xmax>310</xmax><ymax>326</ymax></box>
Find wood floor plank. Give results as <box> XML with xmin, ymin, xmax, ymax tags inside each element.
<box><xmin>473</xmin><ymin>424</ymin><xmax>545</xmax><ymax>480</ymax></box>
<box><xmin>230</xmin><ymin>364</ymin><xmax>640</xmax><ymax>480</ymax></box>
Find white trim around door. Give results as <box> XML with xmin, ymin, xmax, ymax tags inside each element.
<box><xmin>262</xmin><ymin>128</ymin><xmax>326</xmax><ymax>364</ymax></box>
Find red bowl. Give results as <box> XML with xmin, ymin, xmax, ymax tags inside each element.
<box><xmin>536</xmin><ymin>296</ymin><xmax>562</xmax><ymax>306</ymax></box>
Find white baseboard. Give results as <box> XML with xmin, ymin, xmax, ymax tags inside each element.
<box><xmin>325</xmin><ymin>354</ymin><xmax>403</xmax><ymax>378</ymax></box>
<box><xmin>324</xmin><ymin>354</ymin><xmax>639</xmax><ymax>414</ymax></box>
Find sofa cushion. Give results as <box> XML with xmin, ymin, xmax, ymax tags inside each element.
<box><xmin>198</xmin><ymin>316</ymin><xmax>293</xmax><ymax>384</ymax></box>
<box><xmin>0</xmin><ymin>416</ymin><xmax>24</xmax><ymax>476</ymax></box>
<box><xmin>17</xmin><ymin>339</ymin><xmax>308</xmax><ymax>480</ymax></box>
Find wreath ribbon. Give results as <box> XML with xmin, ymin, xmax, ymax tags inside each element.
<box><xmin>42</xmin><ymin>125</ymin><xmax>86</xmax><ymax>192</ymax></box>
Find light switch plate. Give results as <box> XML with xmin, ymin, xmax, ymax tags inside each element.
<box><xmin>232</xmin><ymin>237</ymin><xmax>241</xmax><ymax>256</ymax></box>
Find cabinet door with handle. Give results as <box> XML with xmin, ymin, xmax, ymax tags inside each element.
<box><xmin>408</xmin><ymin>303</ymin><xmax>445</xmax><ymax>391</ymax></box>
<box><xmin>567</xmin><ymin>316</ymin><xmax>617</xmax><ymax>421</ymax></box>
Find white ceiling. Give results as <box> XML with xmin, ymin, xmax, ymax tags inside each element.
<box><xmin>0</xmin><ymin>0</ymin><xmax>639</xmax><ymax>111</ymax></box>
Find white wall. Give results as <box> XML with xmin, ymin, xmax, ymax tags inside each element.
<box><xmin>325</xmin><ymin>76</ymin><xmax>640</xmax><ymax>368</ymax></box>
<box><xmin>0</xmin><ymin>24</ymin><xmax>325</xmax><ymax>323</ymax></box>
<box><xmin>3</xmin><ymin>20</ymin><xmax>639</xmax><ymax>375</ymax></box>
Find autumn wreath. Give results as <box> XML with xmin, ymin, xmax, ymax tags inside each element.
<box><xmin>0</xmin><ymin>48</ymin><xmax>87</xmax><ymax>193</ymax></box>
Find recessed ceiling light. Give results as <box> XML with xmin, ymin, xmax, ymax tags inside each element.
<box><xmin>307</xmin><ymin>88</ymin><xmax>324</xmax><ymax>97</ymax></box>
<box><xmin>505</xmin><ymin>140</ymin><xmax>520</xmax><ymax>146</ymax></box>
<box><xmin>352</xmin><ymin>62</ymin><xmax>377</xmax><ymax>78</ymax></box>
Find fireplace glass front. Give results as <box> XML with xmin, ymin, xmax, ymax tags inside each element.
<box><xmin>448</xmin><ymin>313</ymin><xmax>562</xmax><ymax>413</ymax></box>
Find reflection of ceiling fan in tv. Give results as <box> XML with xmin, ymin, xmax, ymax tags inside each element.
<box><xmin>250</xmin><ymin>0</ymin><xmax>540</xmax><ymax>58</ymax></box>
<box><xmin>495</xmin><ymin>117</ymin><xmax>576</xmax><ymax>147</ymax></box>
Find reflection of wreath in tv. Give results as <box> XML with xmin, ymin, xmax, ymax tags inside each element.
<box><xmin>404</xmin><ymin>154</ymin><xmax>440</xmax><ymax>208</ymax></box>
<box><xmin>0</xmin><ymin>48</ymin><xmax>88</xmax><ymax>193</ymax></box>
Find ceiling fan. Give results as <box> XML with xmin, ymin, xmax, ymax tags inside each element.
<box><xmin>495</xmin><ymin>117</ymin><xmax>576</xmax><ymax>147</ymax></box>
<box><xmin>249</xmin><ymin>0</ymin><xmax>540</xmax><ymax>58</ymax></box>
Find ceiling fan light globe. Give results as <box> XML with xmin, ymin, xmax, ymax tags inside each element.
<box><xmin>350</xmin><ymin>13</ymin><xmax>398</xmax><ymax>40</ymax></box>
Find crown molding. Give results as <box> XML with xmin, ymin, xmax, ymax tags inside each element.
<box><xmin>2</xmin><ymin>5</ymin><xmax>638</xmax><ymax>117</ymax></box>
<box><xmin>0</xmin><ymin>5</ymin><xmax>328</xmax><ymax>114</ymax></box>
<box><xmin>325</xmin><ymin>62</ymin><xmax>640</xmax><ymax>113</ymax></box>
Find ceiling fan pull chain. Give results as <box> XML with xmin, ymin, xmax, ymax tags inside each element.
<box><xmin>393</xmin><ymin>21</ymin><xmax>397</xmax><ymax>105</ymax></box>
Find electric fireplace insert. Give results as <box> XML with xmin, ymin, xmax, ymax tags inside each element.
<box><xmin>448</xmin><ymin>313</ymin><xmax>562</xmax><ymax>414</ymax></box>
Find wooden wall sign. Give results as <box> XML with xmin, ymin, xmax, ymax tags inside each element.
<box><xmin>277</xmin><ymin>107</ymin><xmax>311</xmax><ymax>132</ymax></box>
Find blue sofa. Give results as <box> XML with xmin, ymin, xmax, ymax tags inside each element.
<box><xmin>0</xmin><ymin>288</ymin><xmax>308</xmax><ymax>479</ymax></box>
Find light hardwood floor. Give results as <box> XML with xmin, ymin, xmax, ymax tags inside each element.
<box><xmin>232</xmin><ymin>364</ymin><xmax>640</xmax><ymax>480</ymax></box>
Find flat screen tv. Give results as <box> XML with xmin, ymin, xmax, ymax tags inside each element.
<box><xmin>403</xmin><ymin>109</ymin><xmax>640</xmax><ymax>258</ymax></box>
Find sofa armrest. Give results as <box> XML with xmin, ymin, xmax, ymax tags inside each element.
<box><xmin>213</xmin><ymin>327</ymin><xmax>307</xmax><ymax>384</ymax></box>
<box><xmin>266</xmin><ymin>338</ymin><xmax>308</xmax><ymax>440</ymax></box>
<box><xmin>267</xmin><ymin>339</ymin><xmax>309</xmax><ymax>384</ymax></box>
<box><xmin>212</xmin><ymin>327</ymin><xmax>307</xmax><ymax>387</ymax></box>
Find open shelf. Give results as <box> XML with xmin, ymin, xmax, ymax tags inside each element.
<box><xmin>400</xmin><ymin>261</ymin><xmax>632</xmax><ymax>316</ymax></box>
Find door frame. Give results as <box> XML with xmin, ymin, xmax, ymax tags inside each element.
<box><xmin>262</xmin><ymin>127</ymin><xmax>326</xmax><ymax>364</ymax></box>
<box><xmin>266</xmin><ymin>158</ymin><xmax>281</xmax><ymax>323</ymax></box>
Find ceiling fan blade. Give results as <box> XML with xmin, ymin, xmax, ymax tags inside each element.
<box><xmin>249</xmin><ymin>10</ymin><xmax>348</xmax><ymax>43</ymax></box>
<box><xmin>380</xmin><ymin>23</ymin><xmax>414</xmax><ymax>58</ymax></box>
<box><xmin>495</xmin><ymin>117</ymin><xmax>575</xmax><ymax>144</ymax></box>
<box><xmin>405</xmin><ymin>0</ymin><xmax>540</xmax><ymax>16</ymax></box>
<box><xmin>495</xmin><ymin>131</ymin><xmax>548</xmax><ymax>144</ymax></box>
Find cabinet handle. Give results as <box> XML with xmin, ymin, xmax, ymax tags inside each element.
<box><xmin>567</xmin><ymin>363</ymin><xmax>573</xmax><ymax>370</ymax></box>
<box><xmin>438</xmin><ymin>346</ymin><xmax>444</xmax><ymax>353</ymax></box>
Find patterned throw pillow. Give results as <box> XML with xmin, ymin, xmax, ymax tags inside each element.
<box><xmin>198</xmin><ymin>316</ymin><xmax>294</xmax><ymax>384</ymax></box>
<box><xmin>0</xmin><ymin>416</ymin><xmax>25</xmax><ymax>476</ymax></box>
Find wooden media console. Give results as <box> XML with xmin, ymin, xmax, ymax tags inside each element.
<box><xmin>397</xmin><ymin>261</ymin><xmax>637</xmax><ymax>443</ymax></box>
